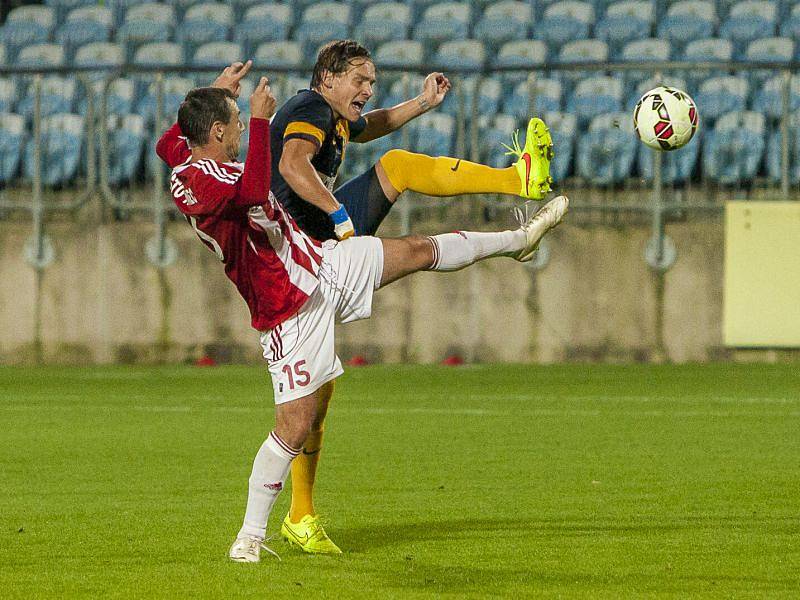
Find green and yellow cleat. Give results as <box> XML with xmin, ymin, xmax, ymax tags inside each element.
<box><xmin>280</xmin><ymin>513</ymin><xmax>342</xmax><ymax>555</ymax></box>
<box><xmin>503</xmin><ymin>117</ymin><xmax>554</xmax><ymax>200</ymax></box>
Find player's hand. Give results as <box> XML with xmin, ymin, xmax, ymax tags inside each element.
<box><xmin>212</xmin><ymin>60</ymin><xmax>252</xmax><ymax>98</ymax></box>
<box><xmin>250</xmin><ymin>76</ymin><xmax>277</xmax><ymax>120</ymax></box>
<box><xmin>329</xmin><ymin>205</ymin><xmax>355</xmax><ymax>240</ymax></box>
<box><xmin>420</xmin><ymin>72</ymin><xmax>451</xmax><ymax>109</ymax></box>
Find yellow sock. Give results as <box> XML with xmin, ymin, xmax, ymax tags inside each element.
<box><xmin>379</xmin><ymin>149</ymin><xmax>519</xmax><ymax>197</ymax></box>
<box><xmin>289</xmin><ymin>381</ymin><xmax>334</xmax><ymax>523</ymax></box>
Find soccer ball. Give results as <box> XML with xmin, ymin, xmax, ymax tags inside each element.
<box><xmin>633</xmin><ymin>86</ymin><xmax>699</xmax><ymax>151</ymax></box>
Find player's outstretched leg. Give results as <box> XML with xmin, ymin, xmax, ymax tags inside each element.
<box><xmin>380</xmin><ymin>195</ymin><xmax>569</xmax><ymax>287</ymax></box>
<box><xmin>376</xmin><ymin>117</ymin><xmax>554</xmax><ymax>203</ymax></box>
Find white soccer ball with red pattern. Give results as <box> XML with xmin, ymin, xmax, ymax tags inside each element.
<box><xmin>633</xmin><ymin>86</ymin><xmax>699</xmax><ymax>151</ymax></box>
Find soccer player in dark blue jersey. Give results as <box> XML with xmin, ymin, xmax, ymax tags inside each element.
<box><xmin>273</xmin><ymin>40</ymin><xmax>556</xmax><ymax>553</ymax></box>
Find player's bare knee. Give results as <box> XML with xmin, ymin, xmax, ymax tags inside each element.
<box><xmin>405</xmin><ymin>235</ymin><xmax>435</xmax><ymax>270</ymax></box>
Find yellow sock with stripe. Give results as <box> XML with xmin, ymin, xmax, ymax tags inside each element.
<box><xmin>379</xmin><ymin>149</ymin><xmax>519</xmax><ymax>197</ymax></box>
<box><xmin>289</xmin><ymin>428</ymin><xmax>324</xmax><ymax>523</ymax></box>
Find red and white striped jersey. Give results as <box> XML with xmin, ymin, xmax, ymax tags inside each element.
<box><xmin>157</xmin><ymin>119</ymin><xmax>324</xmax><ymax>331</ymax></box>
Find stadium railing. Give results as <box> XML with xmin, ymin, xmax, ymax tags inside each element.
<box><xmin>0</xmin><ymin>60</ymin><xmax>798</xmax><ymax>272</ymax></box>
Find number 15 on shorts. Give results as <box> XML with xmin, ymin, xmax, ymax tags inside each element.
<box><xmin>281</xmin><ymin>360</ymin><xmax>310</xmax><ymax>392</ymax></box>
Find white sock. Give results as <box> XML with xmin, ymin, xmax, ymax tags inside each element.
<box><xmin>427</xmin><ymin>230</ymin><xmax>526</xmax><ymax>272</ymax></box>
<box><xmin>237</xmin><ymin>431</ymin><xmax>299</xmax><ymax>540</ymax></box>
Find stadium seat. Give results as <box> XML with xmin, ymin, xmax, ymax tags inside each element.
<box><xmin>493</xmin><ymin>40</ymin><xmax>547</xmax><ymax>84</ymax></box>
<box><xmin>134</xmin><ymin>42</ymin><xmax>185</xmax><ymax>67</ymax></box>
<box><xmin>6</xmin><ymin>5</ymin><xmax>56</xmax><ymax>32</ymax></box>
<box><xmin>56</xmin><ymin>16</ymin><xmax>111</xmax><ymax>61</ymax></box>
<box><xmin>479</xmin><ymin>113</ymin><xmax>519</xmax><ymax>168</ymax></box>
<box><xmin>543</xmin><ymin>111</ymin><xmax>577</xmax><ymax>181</ymax></box>
<box><xmin>103</xmin><ymin>114</ymin><xmax>146</xmax><ymax>185</ymax></box>
<box><xmin>779</xmin><ymin>4</ymin><xmax>800</xmax><ymax>45</ymax></box>
<box><xmin>473</xmin><ymin>1</ymin><xmax>530</xmax><ymax>49</ymax></box>
<box><xmin>295</xmin><ymin>3</ymin><xmax>351</xmax><ymax>63</ymax></box>
<box><xmin>230</xmin><ymin>0</ymin><xmax>267</xmax><ymax>20</ymax></box>
<box><xmin>638</xmin><ymin>126</ymin><xmax>700</xmax><ymax>184</ymax></box>
<box><xmin>414</xmin><ymin>113</ymin><xmax>455</xmax><ymax>156</ymax></box>
<box><xmin>434</xmin><ymin>40</ymin><xmax>486</xmax><ymax>70</ymax></box>
<box><xmin>192</xmin><ymin>42</ymin><xmax>244</xmax><ymax>68</ymax></box>
<box><xmin>535</xmin><ymin>1</ymin><xmax>595</xmax><ymax>50</ymax></box>
<box><xmin>0</xmin><ymin>113</ymin><xmax>25</xmax><ymax>184</ymax></box>
<box><xmin>766</xmin><ymin>114</ymin><xmax>800</xmax><ymax>184</ymax></box>
<box><xmin>577</xmin><ymin>112</ymin><xmax>637</xmax><ymax>184</ymax></box>
<box><xmin>163</xmin><ymin>0</ymin><xmax>208</xmax><ymax>19</ymax></box>
<box><xmin>703</xmin><ymin>111</ymin><xmax>766</xmax><ymax>185</ymax></box>
<box><xmin>621</xmin><ymin>39</ymin><xmax>671</xmax><ymax>95</ymax></box>
<box><xmin>657</xmin><ymin>1</ymin><xmax>716</xmax><ymax>50</ymax></box>
<box><xmin>16</xmin><ymin>44</ymin><xmax>66</xmax><ymax>71</ymax></box>
<box><xmin>116</xmin><ymin>3</ymin><xmax>174</xmax><ymax>61</ymax></box>
<box><xmin>694</xmin><ymin>75</ymin><xmax>748</xmax><ymax>122</ymax></box>
<box><xmin>745</xmin><ymin>37</ymin><xmax>795</xmax><ymax>83</ymax></box>
<box><xmin>97</xmin><ymin>79</ymin><xmax>137</xmax><ymax>118</ymax></box>
<box><xmin>0</xmin><ymin>78</ymin><xmax>17</xmax><ymax>114</ymax></box>
<box><xmin>752</xmin><ymin>74</ymin><xmax>800</xmax><ymax>120</ymax></box>
<box><xmin>413</xmin><ymin>2</ymin><xmax>471</xmax><ymax>49</ymax></box>
<box><xmin>353</xmin><ymin>3</ymin><xmax>410</xmax><ymax>47</ymax></box>
<box><xmin>136</xmin><ymin>77</ymin><xmax>194</xmax><ymax>124</ymax></box>
<box><xmin>44</xmin><ymin>0</ymin><xmax>98</xmax><ymax>23</ymax></box>
<box><xmin>558</xmin><ymin>40</ymin><xmax>609</xmax><ymax>84</ymax></box>
<box><xmin>438</xmin><ymin>75</ymin><xmax>500</xmax><ymax>117</ymax></box>
<box><xmin>719</xmin><ymin>1</ymin><xmax>777</xmax><ymax>58</ymax></box>
<box><xmin>503</xmin><ymin>77</ymin><xmax>562</xmax><ymax>117</ymax></box>
<box><xmin>374</xmin><ymin>41</ymin><xmax>424</xmax><ymax>69</ymax></box>
<box><xmin>2</xmin><ymin>18</ymin><xmax>51</xmax><ymax>62</ymax></box>
<box><xmin>379</xmin><ymin>74</ymin><xmax>426</xmax><ymax>110</ymax></box>
<box><xmin>594</xmin><ymin>1</ymin><xmax>653</xmax><ymax>58</ymax></box>
<box><xmin>17</xmin><ymin>76</ymin><xmax>77</xmax><ymax>123</ymax></box>
<box><xmin>682</xmin><ymin>38</ymin><xmax>734</xmax><ymax>88</ymax></box>
<box><xmin>235</xmin><ymin>4</ymin><xmax>292</xmax><ymax>56</ymax></box>
<box><xmin>74</xmin><ymin>42</ymin><xmax>125</xmax><ymax>78</ymax></box>
<box><xmin>177</xmin><ymin>3</ymin><xmax>233</xmax><ymax>57</ymax></box>
<box><xmin>23</xmin><ymin>113</ymin><xmax>85</xmax><ymax>186</ymax></box>
<box><xmin>254</xmin><ymin>42</ymin><xmax>303</xmax><ymax>70</ymax></box>
<box><xmin>567</xmin><ymin>76</ymin><xmax>623</xmax><ymax>125</ymax></box>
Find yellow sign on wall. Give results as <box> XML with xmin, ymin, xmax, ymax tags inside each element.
<box><xmin>724</xmin><ymin>201</ymin><xmax>800</xmax><ymax>347</ymax></box>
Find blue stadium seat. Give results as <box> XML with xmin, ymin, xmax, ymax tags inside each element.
<box><xmin>24</xmin><ymin>113</ymin><xmax>85</xmax><ymax>186</ymax></box>
<box><xmin>543</xmin><ymin>111</ymin><xmax>577</xmax><ymax>181</ymax></box>
<box><xmin>134</xmin><ymin>42</ymin><xmax>185</xmax><ymax>68</ymax></box>
<box><xmin>235</xmin><ymin>4</ymin><xmax>292</xmax><ymax>56</ymax></box>
<box><xmin>493</xmin><ymin>40</ymin><xmax>547</xmax><ymax>85</ymax></box>
<box><xmin>16</xmin><ymin>44</ymin><xmax>66</xmax><ymax>72</ymax></box>
<box><xmin>473</xmin><ymin>1</ymin><xmax>530</xmax><ymax>49</ymax></box>
<box><xmin>682</xmin><ymin>38</ymin><xmax>733</xmax><ymax>88</ymax></box>
<box><xmin>353</xmin><ymin>3</ymin><xmax>411</xmax><ymax>47</ymax></box>
<box><xmin>104</xmin><ymin>114</ymin><xmax>146</xmax><ymax>185</ymax></box>
<box><xmin>719</xmin><ymin>1</ymin><xmax>777</xmax><ymax>58</ymax></box>
<box><xmin>567</xmin><ymin>76</ymin><xmax>623</xmax><ymax>125</ymax></box>
<box><xmin>438</xmin><ymin>75</ymin><xmax>500</xmax><ymax>117</ymax></box>
<box><xmin>116</xmin><ymin>3</ymin><xmax>174</xmax><ymax>61</ymax></box>
<box><xmin>577</xmin><ymin>112</ymin><xmax>637</xmax><ymax>184</ymax></box>
<box><xmin>752</xmin><ymin>74</ymin><xmax>800</xmax><ymax>120</ymax></box>
<box><xmin>434</xmin><ymin>40</ymin><xmax>486</xmax><ymax>70</ymax></box>
<box><xmin>6</xmin><ymin>5</ymin><xmax>56</xmax><ymax>33</ymax></box>
<box><xmin>657</xmin><ymin>1</ymin><xmax>716</xmax><ymax>50</ymax></box>
<box><xmin>503</xmin><ymin>78</ymin><xmax>562</xmax><ymax>118</ymax></box>
<box><xmin>779</xmin><ymin>4</ymin><xmax>800</xmax><ymax>46</ymax></box>
<box><xmin>99</xmin><ymin>79</ymin><xmax>137</xmax><ymax>118</ymax></box>
<box><xmin>192</xmin><ymin>42</ymin><xmax>244</xmax><ymax>69</ymax></box>
<box><xmin>558</xmin><ymin>40</ymin><xmax>609</xmax><ymax>85</ymax></box>
<box><xmin>594</xmin><ymin>1</ymin><xmax>653</xmax><ymax>58</ymax></box>
<box><xmin>374</xmin><ymin>41</ymin><xmax>424</xmax><ymax>69</ymax></box>
<box><xmin>295</xmin><ymin>3</ymin><xmax>351</xmax><ymax>63</ymax></box>
<box><xmin>536</xmin><ymin>1</ymin><xmax>595</xmax><ymax>50</ymax></box>
<box><xmin>163</xmin><ymin>0</ymin><xmax>208</xmax><ymax>19</ymax></box>
<box><xmin>17</xmin><ymin>76</ymin><xmax>77</xmax><ymax>123</ymax></box>
<box><xmin>56</xmin><ymin>10</ymin><xmax>112</xmax><ymax>61</ymax></box>
<box><xmin>178</xmin><ymin>3</ymin><xmax>233</xmax><ymax>58</ymax></box>
<box><xmin>745</xmin><ymin>37</ymin><xmax>794</xmax><ymax>84</ymax></box>
<box><xmin>74</xmin><ymin>42</ymin><xmax>125</xmax><ymax>80</ymax></box>
<box><xmin>413</xmin><ymin>2</ymin><xmax>471</xmax><ymax>49</ymax></box>
<box><xmin>766</xmin><ymin>116</ymin><xmax>800</xmax><ymax>184</ymax></box>
<box><xmin>479</xmin><ymin>113</ymin><xmax>520</xmax><ymax>168</ymax></box>
<box><xmin>230</xmin><ymin>0</ymin><xmax>267</xmax><ymax>20</ymax></box>
<box><xmin>254</xmin><ymin>42</ymin><xmax>303</xmax><ymax>70</ymax></box>
<box><xmin>638</xmin><ymin>127</ymin><xmax>700</xmax><ymax>184</ymax></box>
<box><xmin>694</xmin><ymin>75</ymin><xmax>748</xmax><ymax>122</ymax></box>
<box><xmin>137</xmin><ymin>76</ymin><xmax>194</xmax><ymax>124</ymax></box>
<box><xmin>0</xmin><ymin>113</ymin><xmax>25</xmax><ymax>184</ymax></box>
<box><xmin>378</xmin><ymin>75</ymin><xmax>425</xmax><ymax>111</ymax></box>
<box><xmin>621</xmin><ymin>39</ymin><xmax>671</xmax><ymax>95</ymax></box>
<box><xmin>45</xmin><ymin>0</ymin><xmax>98</xmax><ymax>23</ymax></box>
<box><xmin>414</xmin><ymin>113</ymin><xmax>455</xmax><ymax>156</ymax></box>
<box><xmin>2</xmin><ymin>20</ymin><xmax>51</xmax><ymax>62</ymax></box>
<box><xmin>703</xmin><ymin>111</ymin><xmax>766</xmax><ymax>185</ymax></box>
<box><xmin>0</xmin><ymin>78</ymin><xmax>18</xmax><ymax>114</ymax></box>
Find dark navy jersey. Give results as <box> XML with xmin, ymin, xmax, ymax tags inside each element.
<box><xmin>270</xmin><ymin>89</ymin><xmax>367</xmax><ymax>240</ymax></box>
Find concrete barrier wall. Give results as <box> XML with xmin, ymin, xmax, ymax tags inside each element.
<box><xmin>0</xmin><ymin>217</ymin><xmax>728</xmax><ymax>365</ymax></box>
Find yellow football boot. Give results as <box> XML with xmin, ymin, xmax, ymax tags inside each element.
<box><xmin>503</xmin><ymin>117</ymin><xmax>554</xmax><ymax>200</ymax></box>
<box><xmin>280</xmin><ymin>513</ymin><xmax>342</xmax><ymax>555</ymax></box>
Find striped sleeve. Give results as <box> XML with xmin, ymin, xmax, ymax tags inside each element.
<box><xmin>284</xmin><ymin>121</ymin><xmax>325</xmax><ymax>146</ymax></box>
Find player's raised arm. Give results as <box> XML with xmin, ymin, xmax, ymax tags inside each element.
<box><xmin>353</xmin><ymin>73</ymin><xmax>451</xmax><ymax>143</ymax></box>
<box><xmin>235</xmin><ymin>76</ymin><xmax>277</xmax><ymax>207</ymax></box>
<box><xmin>155</xmin><ymin>122</ymin><xmax>191</xmax><ymax>168</ymax></box>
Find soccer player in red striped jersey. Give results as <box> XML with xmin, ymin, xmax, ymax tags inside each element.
<box><xmin>156</xmin><ymin>62</ymin><xmax>569</xmax><ymax>562</ymax></box>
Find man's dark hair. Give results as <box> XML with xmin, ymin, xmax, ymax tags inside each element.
<box><xmin>177</xmin><ymin>87</ymin><xmax>236</xmax><ymax>146</ymax></box>
<box><xmin>310</xmin><ymin>40</ymin><xmax>371</xmax><ymax>90</ymax></box>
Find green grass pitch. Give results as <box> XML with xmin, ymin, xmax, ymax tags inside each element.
<box><xmin>2</xmin><ymin>364</ymin><xmax>799</xmax><ymax>598</ymax></box>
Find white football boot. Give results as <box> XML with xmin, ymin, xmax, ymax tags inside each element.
<box><xmin>228</xmin><ymin>535</ymin><xmax>280</xmax><ymax>563</ymax></box>
<box><xmin>511</xmin><ymin>195</ymin><xmax>569</xmax><ymax>262</ymax></box>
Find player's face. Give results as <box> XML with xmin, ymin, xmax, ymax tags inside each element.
<box><xmin>327</xmin><ymin>59</ymin><xmax>376</xmax><ymax>122</ymax></box>
<box><xmin>222</xmin><ymin>99</ymin><xmax>245</xmax><ymax>161</ymax></box>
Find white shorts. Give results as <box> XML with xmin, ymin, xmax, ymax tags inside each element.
<box><xmin>259</xmin><ymin>236</ymin><xmax>384</xmax><ymax>404</ymax></box>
